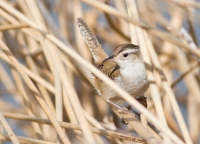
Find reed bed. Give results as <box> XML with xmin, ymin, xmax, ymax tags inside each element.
<box><xmin>0</xmin><ymin>0</ymin><xmax>199</xmax><ymax>144</ymax></box>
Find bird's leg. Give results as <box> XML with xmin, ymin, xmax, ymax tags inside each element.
<box><xmin>106</xmin><ymin>99</ymin><xmax>122</xmax><ymax>110</ymax></box>
<box><xmin>121</xmin><ymin>109</ymin><xmax>130</xmax><ymax>125</ymax></box>
<box><xmin>106</xmin><ymin>96</ymin><xmax>147</xmax><ymax>125</ymax></box>
<box><xmin>106</xmin><ymin>100</ymin><xmax>131</xmax><ymax>125</ymax></box>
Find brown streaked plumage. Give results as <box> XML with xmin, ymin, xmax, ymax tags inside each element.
<box><xmin>77</xmin><ymin>18</ymin><xmax>149</xmax><ymax>117</ymax></box>
<box><xmin>93</xmin><ymin>44</ymin><xmax>149</xmax><ymax>109</ymax></box>
<box><xmin>97</xmin><ymin>59</ymin><xmax>120</xmax><ymax>79</ymax></box>
<box><xmin>112</xmin><ymin>44</ymin><xmax>139</xmax><ymax>57</ymax></box>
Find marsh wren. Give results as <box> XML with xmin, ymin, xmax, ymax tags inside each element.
<box><xmin>94</xmin><ymin>44</ymin><xmax>149</xmax><ymax>109</ymax></box>
<box><xmin>77</xmin><ymin>18</ymin><xmax>149</xmax><ymax>121</ymax></box>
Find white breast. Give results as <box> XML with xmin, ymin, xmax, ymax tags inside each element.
<box><xmin>95</xmin><ymin>60</ymin><xmax>149</xmax><ymax>102</ymax></box>
<box><xmin>114</xmin><ymin>60</ymin><xmax>148</xmax><ymax>97</ymax></box>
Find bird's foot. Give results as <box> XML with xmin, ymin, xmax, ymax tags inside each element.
<box><xmin>106</xmin><ymin>100</ymin><xmax>131</xmax><ymax>125</ymax></box>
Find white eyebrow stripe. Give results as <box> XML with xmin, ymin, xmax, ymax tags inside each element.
<box><xmin>122</xmin><ymin>49</ymin><xmax>138</xmax><ymax>54</ymax></box>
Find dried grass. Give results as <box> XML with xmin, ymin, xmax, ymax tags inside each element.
<box><xmin>0</xmin><ymin>0</ymin><xmax>199</xmax><ymax>144</ymax></box>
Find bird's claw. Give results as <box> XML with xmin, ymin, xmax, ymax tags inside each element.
<box><xmin>120</xmin><ymin>108</ymin><xmax>130</xmax><ymax>125</ymax></box>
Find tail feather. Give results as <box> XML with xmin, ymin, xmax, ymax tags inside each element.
<box><xmin>77</xmin><ymin>17</ymin><xmax>108</xmax><ymax>65</ymax></box>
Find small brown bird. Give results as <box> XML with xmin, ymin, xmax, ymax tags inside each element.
<box><xmin>77</xmin><ymin>18</ymin><xmax>149</xmax><ymax>123</ymax></box>
<box><xmin>94</xmin><ymin>44</ymin><xmax>149</xmax><ymax>109</ymax></box>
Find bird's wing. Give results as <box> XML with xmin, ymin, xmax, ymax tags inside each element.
<box><xmin>97</xmin><ymin>59</ymin><xmax>120</xmax><ymax>79</ymax></box>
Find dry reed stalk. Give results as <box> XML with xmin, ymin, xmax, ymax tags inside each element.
<box><xmin>58</xmin><ymin>0</ymin><xmax>69</xmax><ymax>40</ymax></box>
<box><xmin>73</xmin><ymin>0</ymin><xmax>91</xmax><ymax>60</ymax></box>
<box><xmin>1</xmin><ymin>111</ymin><xmax>146</xmax><ymax>143</ymax></box>
<box><xmin>0</xmin><ymin>113</ymin><xmax>19</xmax><ymax>144</ymax></box>
<box><xmin>63</xmin><ymin>89</ymin><xmax>78</xmax><ymax>124</ymax></box>
<box><xmin>166</xmin><ymin>0</ymin><xmax>200</xmax><ymax>9</ymax></box>
<box><xmin>171</xmin><ymin>62</ymin><xmax>199</xmax><ymax>88</ymax></box>
<box><xmin>0</xmin><ymin>134</ymin><xmax>56</xmax><ymax>144</ymax></box>
<box><xmin>114</xmin><ymin>0</ymin><xmax>130</xmax><ymax>40</ymax></box>
<box><xmin>0</xmin><ymin>58</ymin><xmax>16</xmax><ymax>92</ymax></box>
<box><xmin>54</xmin><ymin>61</ymin><xmax>63</xmax><ymax>144</ymax></box>
<box><xmin>11</xmin><ymin>68</ymin><xmax>44</xmax><ymax>139</ymax></box>
<box><xmin>0</xmin><ymin>24</ymin><xmax>29</xmax><ymax>31</ymax></box>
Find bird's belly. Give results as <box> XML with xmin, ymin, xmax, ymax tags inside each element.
<box><xmin>114</xmin><ymin>68</ymin><xmax>149</xmax><ymax>96</ymax></box>
<box><xmin>100</xmin><ymin>71</ymin><xmax>148</xmax><ymax>99</ymax></box>
<box><xmin>96</xmin><ymin>65</ymin><xmax>149</xmax><ymax>101</ymax></box>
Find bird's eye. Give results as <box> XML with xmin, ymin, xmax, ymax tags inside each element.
<box><xmin>123</xmin><ymin>53</ymin><xmax>128</xmax><ymax>57</ymax></box>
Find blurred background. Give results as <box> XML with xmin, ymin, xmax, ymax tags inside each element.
<box><xmin>0</xmin><ymin>0</ymin><xmax>200</xmax><ymax>144</ymax></box>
